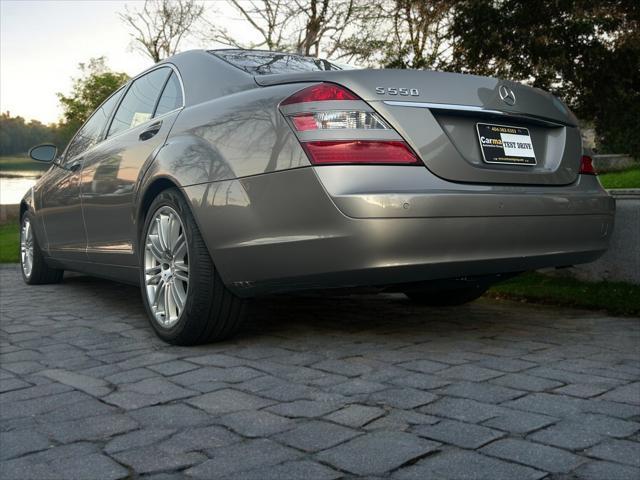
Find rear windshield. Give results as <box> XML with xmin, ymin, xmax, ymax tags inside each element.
<box><xmin>211</xmin><ymin>50</ymin><xmax>343</xmax><ymax>75</ymax></box>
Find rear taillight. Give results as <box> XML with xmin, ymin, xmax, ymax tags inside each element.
<box><xmin>282</xmin><ymin>83</ymin><xmax>421</xmax><ymax>166</ymax></box>
<box><xmin>579</xmin><ymin>155</ymin><xmax>597</xmax><ymax>175</ymax></box>
<box><xmin>281</xmin><ymin>83</ymin><xmax>358</xmax><ymax>105</ymax></box>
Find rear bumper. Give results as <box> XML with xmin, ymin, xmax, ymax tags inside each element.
<box><xmin>183</xmin><ymin>166</ymin><xmax>614</xmax><ymax>296</ymax></box>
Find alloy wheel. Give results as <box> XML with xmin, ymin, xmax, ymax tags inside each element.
<box><xmin>20</xmin><ymin>217</ymin><xmax>34</xmax><ymax>278</ymax></box>
<box><xmin>144</xmin><ymin>206</ymin><xmax>189</xmax><ymax>328</ymax></box>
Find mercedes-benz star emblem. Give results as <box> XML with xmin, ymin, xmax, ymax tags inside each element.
<box><xmin>498</xmin><ymin>85</ymin><xmax>516</xmax><ymax>106</ymax></box>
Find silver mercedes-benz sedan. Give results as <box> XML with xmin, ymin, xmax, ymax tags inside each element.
<box><xmin>21</xmin><ymin>49</ymin><xmax>614</xmax><ymax>344</ymax></box>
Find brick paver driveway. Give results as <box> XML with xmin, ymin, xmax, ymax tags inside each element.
<box><xmin>1</xmin><ymin>265</ymin><xmax>639</xmax><ymax>479</ymax></box>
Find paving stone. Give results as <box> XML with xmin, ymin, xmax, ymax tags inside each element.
<box><xmin>481</xmin><ymin>438</ymin><xmax>584</xmax><ymax>473</ymax></box>
<box><xmin>553</xmin><ymin>383</ymin><xmax>612</xmax><ymax>398</ymax></box>
<box><xmin>585</xmin><ymin>439</ymin><xmax>640</xmax><ymax>467</ymax></box>
<box><xmin>399</xmin><ymin>359</ymin><xmax>449</xmax><ymax>374</ymax></box>
<box><xmin>43</xmin><ymin>413</ymin><xmax>138</xmax><ymax>443</ymax></box>
<box><xmin>186</xmin><ymin>439</ymin><xmax>301</xmax><ymax>478</ymax></box>
<box><xmin>104</xmin><ymin>367</ymin><xmax>157</xmax><ymax>384</ymax></box>
<box><xmin>324</xmin><ymin>404</ymin><xmax>385</xmax><ymax>427</ymax></box>
<box><xmin>573</xmin><ymin>460</ymin><xmax>640</xmax><ymax>480</ymax></box>
<box><xmin>186</xmin><ymin>353</ymin><xmax>245</xmax><ymax>367</ymax></box>
<box><xmin>312</xmin><ymin>358</ymin><xmax>374</xmax><ymax>377</ymax></box>
<box><xmin>187</xmin><ymin>388</ymin><xmax>274</xmax><ymax>415</ymax></box>
<box><xmin>329</xmin><ymin>379</ymin><xmax>387</xmax><ymax>396</ymax></box>
<box><xmin>103</xmin><ymin>377</ymin><xmax>196</xmax><ymax>409</ymax></box>
<box><xmin>157</xmin><ymin>425</ymin><xmax>241</xmax><ymax>453</ymax></box>
<box><xmin>104</xmin><ymin>428</ymin><xmax>176</xmax><ymax>454</ymax></box>
<box><xmin>414</xmin><ymin>419</ymin><xmax>505</xmax><ymax>448</ymax></box>
<box><xmin>0</xmin><ymin>429</ymin><xmax>51</xmax><ymax>460</ymax></box>
<box><xmin>389</xmin><ymin>373</ymin><xmax>451</xmax><ymax>390</ymax></box>
<box><xmin>475</xmin><ymin>356</ymin><xmax>538</xmax><ymax>373</ymax></box>
<box><xmin>482</xmin><ymin>410</ymin><xmax>558</xmax><ymax>434</ymax></box>
<box><xmin>528</xmin><ymin>423</ymin><xmax>603</xmax><ymax>450</ymax></box>
<box><xmin>148</xmin><ymin>360</ymin><xmax>200</xmax><ymax>376</ymax></box>
<box><xmin>559</xmin><ymin>413</ymin><xmax>640</xmax><ymax>438</ymax></box>
<box><xmin>274</xmin><ymin>420</ymin><xmax>360</xmax><ymax>452</ymax></box>
<box><xmin>267</xmin><ymin>399</ymin><xmax>341</xmax><ymax>418</ymax></box>
<box><xmin>225</xmin><ymin>459</ymin><xmax>342</xmax><ymax>480</ymax></box>
<box><xmin>597</xmin><ymin>382</ymin><xmax>640</xmax><ymax>405</ymax></box>
<box><xmin>50</xmin><ymin>452</ymin><xmax>130</xmax><ymax>480</ymax></box>
<box><xmin>171</xmin><ymin>366</ymin><xmax>263</xmax><ymax>387</ymax></box>
<box><xmin>0</xmin><ymin>378</ymin><xmax>31</xmax><ymax>393</ymax></box>
<box><xmin>420</xmin><ymin>397</ymin><xmax>504</xmax><ymax>423</ymax></box>
<box><xmin>437</xmin><ymin>365</ymin><xmax>503</xmax><ymax>381</ymax></box>
<box><xmin>39</xmin><ymin>368</ymin><xmax>112</xmax><ymax>396</ymax></box>
<box><xmin>437</xmin><ymin>381</ymin><xmax>524</xmax><ymax>403</ymax></box>
<box><xmin>394</xmin><ymin>449</ymin><xmax>546</xmax><ymax>480</ymax></box>
<box><xmin>370</xmin><ymin>387</ymin><xmax>438</xmax><ymax>409</ymax></box>
<box><xmin>217</xmin><ymin>410</ymin><xmax>295</xmax><ymax>437</ymax></box>
<box><xmin>316</xmin><ymin>430</ymin><xmax>440</xmax><ymax>475</ymax></box>
<box><xmin>490</xmin><ymin>372</ymin><xmax>564</xmax><ymax>392</ymax></box>
<box><xmin>0</xmin><ymin>390</ymin><xmax>90</xmax><ymax>420</ymax></box>
<box><xmin>112</xmin><ymin>446</ymin><xmax>206</xmax><ymax>474</ymax></box>
<box><xmin>505</xmin><ymin>392</ymin><xmax>640</xmax><ymax>419</ymax></box>
<box><xmin>37</xmin><ymin>397</ymin><xmax>118</xmax><ymax>423</ymax></box>
<box><xmin>129</xmin><ymin>403</ymin><xmax>213</xmax><ymax>429</ymax></box>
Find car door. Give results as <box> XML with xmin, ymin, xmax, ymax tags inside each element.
<box><xmin>39</xmin><ymin>90</ymin><xmax>124</xmax><ymax>261</ymax></box>
<box><xmin>81</xmin><ymin>67</ymin><xmax>183</xmax><ymax>267</ymax></box>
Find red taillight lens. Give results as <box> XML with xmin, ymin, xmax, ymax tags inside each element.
<box><xmin>281</xmin><ymin>83</ymin><xmax>358</xmax><ymax>105</ymax></box>
<box><xmin>301</xmin><ymin>140</ymin><xmax>420</xmax><ymax>165</ymax></box>
<box><xmin>579</xmin><ymin>155</ymin><xmax>597</xmax><ymax>175</ymax></box>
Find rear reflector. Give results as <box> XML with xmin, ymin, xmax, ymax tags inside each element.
<box><xmin>579</xmin><ymin>155</ymin><xmax>597</xmax><ymax>175</ymax></box>
<box><xmin>281</xmin><ymin>83</ymin><xmax>358</xmax><ymax>105</ymax></box>
<box><xmin>301</xmin><ymin>140</ymin><xmax>421</xmax><ymax>165</ymax></box>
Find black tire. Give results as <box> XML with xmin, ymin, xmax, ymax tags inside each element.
<box><xmin>20</xmin><ymin>212</ymin><xmax>64</xmax><ymax>285</ymax></box>
<box><xmin>404</xmin><ymin>285</ymin><xmax>488</xmax><ymax>306</ymax></box>
<box><xmin>139</xmin><ymin>188</ymin><xmax>246</xmax><ymax>345</ymax></box>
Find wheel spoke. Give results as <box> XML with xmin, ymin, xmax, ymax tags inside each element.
<box><xmin>147</xmin><ymin>235</ymin><xmax>164</xmax><ymax>262</ymax></box>
<box><xmin>170</xmin><ymin>281</ymin><xmax>185</xmax><ymax>311</ymax></box>
<box><xmin>153</xmin><ymin>279</ymin><xmax>165</xmax><ymax>308</ymax></box>
<box><xmin>173</xmin><ymin>235</ymin><xmax>186</xmax><ymax>259</ymax></box>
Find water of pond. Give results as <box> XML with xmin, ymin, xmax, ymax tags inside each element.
<box><xmin>0</xmin><ymin>172</ymin><xmax>39</xmax><ymax>205</ymax></box>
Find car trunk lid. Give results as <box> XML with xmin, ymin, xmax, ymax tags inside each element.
<box><xmin>257</xmin><ymin>70</ymin><xmax>582</xmax><ymax>185</ymax></box>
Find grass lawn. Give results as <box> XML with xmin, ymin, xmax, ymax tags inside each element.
<box><xmin>598</xmin><ymin>167</ymin><xmax>640</xmax><ymax>189</ymax></box>
<box><xmin>488</xmin><ymin>272</ymin><xmax>640</xmax><ymax>316</ymax></box>
<box><xmin>0</xmin><ymin>155</ymin><xmax>49</xmax><ymax>173</ymax></box>
<box><xmin>0</xmin><ymin>223</ymin><xmax>19</xmax><ymax>263</ymax></box>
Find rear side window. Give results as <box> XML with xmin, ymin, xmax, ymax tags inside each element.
<box><xmin>108</xmin><ymin>68</ymin><xmax>170</xmax><ymax>138</ymax></box>
<box><xmin>154</xmin><ymin>72</ymin><xmax>183</xmax><ymax>116</ymax></box>
<box><xmin>64</xmin><ymin>88</ymin><xmax>125</xmax><ymax>161</ymax></box>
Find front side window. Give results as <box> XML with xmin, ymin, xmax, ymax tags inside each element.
<box><xmin>154</xmin><ymin>72</ymin><xmax>183</xmax><ymax>116</ymax></box>
<box><xmin>64</xmin><ymin>88</ymin><xmax>124</xmax><ymax>162</ymax></box>
<box><xmin>108</xmin><ymin>68</ymin><xmax>170</xmax><ymax>138</ymax></box>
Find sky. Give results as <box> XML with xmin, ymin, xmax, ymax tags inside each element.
<box><xmin>0</xmin><ymin>0</ymin><xmax>250</xmax><ymax>124</ymax></box>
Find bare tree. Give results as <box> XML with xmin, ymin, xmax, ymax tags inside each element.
<box><xmin>336</xmin><ymin>0</ymin><xmax>456</xmax><ymax>69</ymax></box>
<box><xmin>205</xmin><ymin>0</ymin><xmax>361</xmax><ymax>57</ymax></box>
<box><xmin>120</xmin><ymin>0</ymin><xmax>204</xmax><ymax>63</ymax></box>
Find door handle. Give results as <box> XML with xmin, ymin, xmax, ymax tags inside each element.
<box><xmin>68</xmin><ymin>161</ymin><xmax>82</xmax><ymax>172</ymax></box>
<box><xmin>139</xmin><ymin>121</ymin><xmax>162</xmax><ymax>141</ymax></box>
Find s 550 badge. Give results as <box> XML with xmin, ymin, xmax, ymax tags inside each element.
<box><xmin>375</xmin><ymin>87</ymin><xmax>419</xmax><ymax>96</ymax></box>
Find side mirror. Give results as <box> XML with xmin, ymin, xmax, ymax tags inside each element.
<box><xmin>29</xmin><ymin>144</ymin><xmax>58</xmax><ymax>163</ymax></box>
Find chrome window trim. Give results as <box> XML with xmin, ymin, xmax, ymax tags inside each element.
<box><xmin>105</xmin><ymin>63</ymin><xmax>186</xmax><ymax>140</ymax></box>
